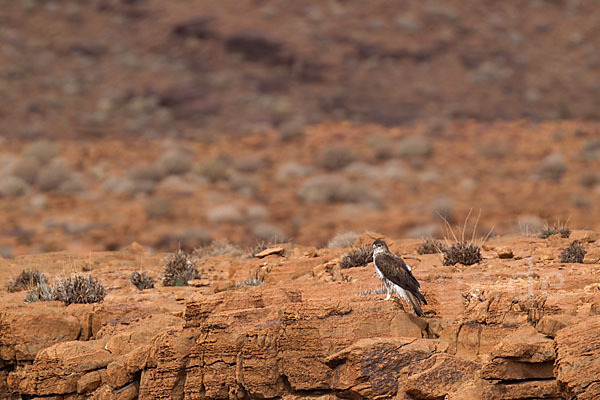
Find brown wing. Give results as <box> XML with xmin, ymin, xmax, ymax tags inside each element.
<box><xmin>374</xmin><ymin>253</ymin><xmax>427</xmax><ymax>305</ymax></box>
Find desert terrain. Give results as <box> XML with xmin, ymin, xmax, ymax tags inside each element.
<box><xmin>1</xmin><ymin>0</ymin><xmax>600</xmax><ymax>399</ymax></box>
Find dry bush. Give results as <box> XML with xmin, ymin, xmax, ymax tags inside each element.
<box><xmin>162</xmin><ymin>249</ymin><xmax>199</xmax><ymax>286</ymax></box>
<box><xmin>327</xmin><ymin>231</ymin><xmax>360</xmax><ymax>248</ymax></box>
<box><xmin>35</xmin><ymin>161</ymin><xmax>72</xmax><ymax>191</ymax></box>
<box><xmin>0</xmin><ymin>176</ymin><xmax>29</xmax><ymax>197</ymax></box>
<box><xmin>580</xmin><ymin>139</ymin><xmax>600</xmax><ymax>160</ymax></box>
<box><xmin>252</xmin><ymin>223</ymin><xmax>286</xmax><ymax>242</ymax></box>
<box><xmin>298</xmin><ymin>175</ymin><xmax>379</xmax><ymax>204</ymax></box>
<box><xmin>144</xmin><ymin>196</ymin><xmax>172</xmax><ymax>218</ymax></box>
<box><xmin>539</xmin><ymin>224</ymin><xmax>571</xmax><ymax>239</ymax></box>
<box><xmin>580</xmin><ymin>173</ymin><xmax>600</xmax><ymax>188</ymax></box>
<box><xmin>536</xmin><ymin>153</ymin><xmax>567</xmax><ymax>182</ymax></box>
<box><xmin>442</xmin><ymin>242</ymin><xmax>482</xmax><ymax>266</ymax></box>
<box><xmin>54</xmin><ymin>275</ymin><xmax>106</xmax><ymax>305</ymax></box>
<box><xmin>206</xmin><ymin>204</ymin><xmax>245</xmax><ymax>223</ymax></box>
<box><xmin>195</xmin><ymin>156</ymin><xmax>231</xmax><ymax>182</ymax></box>
<box><xmin>234</xmin><ymin>155</ymin><xmax>264</xmax><ymax>172</ymax></box>
<box><xmin>316</xmin><ymin>145</ymin><xmax>359</xmax><ymax>171</ymax></box>
<box><xmin>396</xmin><ymin>136</ymin><xmax>432</xmax><ymax>158</ymax></box>
<box><xmin>477</xmin><ymin>139</ymin><xmax>510</xmax><ymax>159</ymax></box>
<box><xmin>366</xmin><ymin>134</ymin><xmax>395</xmax><ymax>160</ymax></box>
<box><xmin>276</xmin><ymin>162</ymin><xmax>313</xmax><ymax>180</ymax></box>
<box><xmin>130</xmin><ymin>271</ymin><xmax>155</xmax><ymax>290</ymax></box>
<box><xmin>560</xmin><ymin>241</ymin><xmax>586</xmax><ymax>263</ymax></box>
<box><xmin>22</xmin><ymin>141</ymin><xmax>60</xmax><ymax>165</ymax></box>
<box><xmin>440</xmin><ymin>210</ymin><xmax>488</xmax><ymax>266</ymax></box>
<box><xmin>29</xmin><ymin>275</ymin><xmax>107</xmax><ymax>305</ymax></box>
<box><xmin>194</xmin><ymin>239</ymin><xmax>245</xmax><ymax>258</ymax></box>
<box><xmin>7</xmin><ymin>269</ymin><xmax>48</xmax><ymax>292</ymax></box>
<box><xmin>417</xmin><ymin>238</ymin><xmax>446</xmax><ymax>255</ymax></box>
<box><xmin>128</xmin><ymin>163</ymin><xmax>165</xmax><ymax>182</ymax></box>
<box><xmin>158</xmin><ymin>149</ymin><xmax>193</xmax><ymax>176</ymax></box>
<box><xmin>12</xmin><ymin>157</ymin><xmax>41</xmax><ymax>184</ymax></box>
<box><xmin>340</xmin><ymin>246</ymin><xmax>373</xmax><ymax>269</ymax></box>
<box><xmin>25</xmin><ymin>283</ymin><xmax>56</xmax><ymax>304</ymax></box>
<box><xmin>228</xmin><ymin>173</ymin><xmax>259</xmax><ymax>195</ymax></box>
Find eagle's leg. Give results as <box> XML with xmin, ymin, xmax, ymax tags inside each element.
<box><xmin>377</xmin><ymin>282</ymin><xmax>392</xmax><ymax>301</ymax></box>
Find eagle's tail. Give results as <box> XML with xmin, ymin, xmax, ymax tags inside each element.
<box><xmin>406</xmin><ymin>291</ymin><xmax>424</xmax><ymax>317</ymax></box>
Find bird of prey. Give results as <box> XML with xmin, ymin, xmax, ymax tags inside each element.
<box><xmin>372</xmin><ymin>239</ymin><xmax>427</xmax><ymax>316</ymax></box>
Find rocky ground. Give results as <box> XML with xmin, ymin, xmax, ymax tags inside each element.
<box><xmin>1</xmin><ymin>231</ymin><xmax>600</xmax><ymax>399</ymax></box>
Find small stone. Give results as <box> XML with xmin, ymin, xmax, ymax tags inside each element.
<box><xmin>174</xmin><ymin>293</ymin><xmax>185</xmax><ymax>301</ymax></box>
<box><xmin>583</xmin><ymin>248</ymin><xmax>600</xmax><ymax>264</ymax></box>
<box><xmin>188</xmin><ymin>279</ymin><xmax>211</xmax><ymax>287</ymax></box>
<box><xmin>570</xmin><ymin>230</ymin><xmax>598</xmax><ymax>243</ymax></box>
<box><xmin>254</xmin><ymin>247</ymin><xmax>284</xmax><ymax>258</ymax></box>
<box><xmin>497</xmin><ymin>248</ymin><xmax>514</xmax><ymax>259</ymax></box>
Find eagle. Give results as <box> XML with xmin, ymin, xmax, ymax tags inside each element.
<box><xmin>372</xmin><ymin>239</ymin><xmax>427</xmax><ymax>316</ymax></box>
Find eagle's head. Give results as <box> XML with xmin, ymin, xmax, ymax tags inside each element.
<box><xmin>372</xmin><ymin>239</ymin><xmax>389</xmax><ymax>254</ymax></box>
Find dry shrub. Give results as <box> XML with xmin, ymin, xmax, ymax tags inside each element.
<box><xmin>539</xmin><ymin>224</ymin><xmax>570</xmax><ymax>239</ymax></box>
<box><xmin>25</xmin><ymin>283</ymin><xmax>56</xmax><ymax>304</ymax></box>
<box><xmin>22</xmin><ymin>140</ymin><xmax>60</xmax><ymax>165</ymax></box>
<box><xmin>158</xmin><ymin>149</ymin><xmax>193</xmax><ymax>176</ymax></box>
<box><xmin>194</xmin><ymin>239</ymin><xmax>244</xmax><ymax>258</ymax></box>
<box><xmin>442</xmin><ymin>242</ymin><xmax>482</xmax><ymax>266</ymax></box>
<box><xmin>316</xmin><ymin>145</ymin><xmax>358</xmax><ymax>171</ymax></box>
<box><xmin>327</xmin><ymin>231</ymin><xmax>360</xmax><ymax>248</ymax></box>
<box><xmin>128</xmin><ymin>163</ymin><xmax>165</xmax><ymax>182</ymax></box>
<box><xmin>340</xmin><ymin>246</ymin><xmax>373</xmax><ymax>269</ymax></box>
<box><xmin>144</xmin><ymin>196</ymin><xmax>172</xmax><ymax>218</ymax></box>
<box><xmin>252</xmin><ymin>223</ymin><xmax>286</xmax><ymax>242</ymax></box>
<box><xmin>0</xmin><ymin>176</ymin><xmax>29</xmax><ymax>197</ymax></box>
<box><xmin>396</xmin><ymin>136</ymin><xmax>432</xmax><ymax>158</ymax></box>
<box><xmin>130</xmin><ymin>271</ymin><xmax>155</xmax><ymax>290</ymax></box>
<box><xmin>35</xmin><ymin>161</ymin><xmax>72</xmax><ymax>191</ymax></box>
<box><xmin>12</xmin><ymin>157</ymin><xmax>41</xmax><ymax>184</ymax></box>
<box><xmin>54</xmin><ymin>275</ymin><xmax>106</xmax><ymax>305</ymax></box>
<box><xmin>560</xmin><ymin>241</ymin><xmax>586</xmax><ymax>263</ymax></box>
<box><xmin>536</xmin><ymin>153</ymin><xmax>567</xmax><ymax>182</ymax></box>
<box><xmin>195</xmin><ymin>156</ymin><xmax>231</xmax><ymax>182</ymax></box>
<box><xmin>7</xmin><ymin>269</ymin><xmax>47</xmax><ymax>292</ymax></box>
<box><xmin>298</xmin><ymin>175</ymin><xmax>379</xmax><ymax>204</ymax></box>
<box><xmin>417</xmin><ymin>238</ymin><xmax>446</xmax><ymax>255</ymax></box>
<box><xmin>162</xmin><ymin>249</ymin><xmax>199</xmax><ymax>286</ymax></box>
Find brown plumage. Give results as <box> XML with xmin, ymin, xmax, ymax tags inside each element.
<box><xmin>372</xmin><ymin>239</ymin><xmax>427</xmax><ymax>316</ymax></box>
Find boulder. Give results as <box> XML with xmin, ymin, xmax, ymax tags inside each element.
<box><xmin>0</xmin><ymin>303</ymin><xmax>80</xmax><ymax>361</ymax></box>
<box><xmin>555</xmin><ymin>316</ymin><xmax>600</xmax><ymax>399</ymax></box>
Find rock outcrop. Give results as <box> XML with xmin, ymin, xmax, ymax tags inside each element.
<box><xmin>2</xmin><ymin>233</ymin><xmax>600</xmax><ymax>399</ymax></box>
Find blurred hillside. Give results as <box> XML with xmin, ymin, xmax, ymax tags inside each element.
<box><xmin>0</xmin><ymin>1</ymin><xmax>600</xmax><ymax>256</ymax></box>
<box><xmin>1</xmin><ymin>0</ymin><xmax>599</xmax><ymax>139</ymax></box>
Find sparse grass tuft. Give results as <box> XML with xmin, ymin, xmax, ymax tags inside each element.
<box><xmin>316</xmin><ymin>145</ymin><xmax>358</xmax><ymax>171</ymax></box>
<box><xmin>560</xmin><ymin>241</ymin><xmax>586</xmax><ymax>263</ymax></box>
<box><xmin>25</xmin><ymin>283</ymin><xmax>56</xmax><ymax>304</ymax></box>
<box><xmin>439</xmin><ymin>209</ymin><xmax>489</xmax><ymax>266</ymax></box>
<box><xmin>539</xmin><ymin>223</ymin><xmax>571</xmax><ymax>239</ymax></box>
<box><xmin>442</xmin><ymin>242</ymin><xmax>482</xmax><ymax>266</ymax></box>
<box><xmin>130</xmin><ymin>271</ymin><xmax>155</xmax><ymax>290</ymax></box>
<box><xmin>236</xmin><ymin>277</ymin><xmax>264</xmax><ymax>288</ymax></box>
<box><xmin>417</xmin><ymin>238</ymin><xmax>446</xmax><ymax>255</ymax></box>
<box><xmin>194</xmin><ymin>239</ymin><xmax>245</xmax><ymax>258</ymax></box>
<box><xmin>356</xmin><ymin>286</ymin><xmax>387</xmax><ymax>296</ymax></box>
<box><xmin>340</xmin><ymin>246</ymin><xmax>373</xmax><ymax>269</ymax></box>
<box><xmin>327</xmin><ymin>231</ymin><xmax>360</xmax><ymax>248</ymax></box>
<box><xmin>298</xmin><ymin>175</ymin><xmax>379</xmax><ymax>204</ymax></box>
<box><xmin>162</xmin><ymin>249</ymin><xmax>199</xmax><ymax>286</ymax></box>
<box><xmin>7</xmin><ymin>269</ymin><xmax>48</xmax><ymax>292</ymax></box>
<box><xmin>54</xmin><ymin>275</ymin><xmax>107</xmax><ymax>305</ymax></box>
